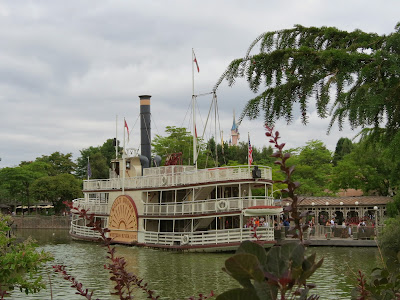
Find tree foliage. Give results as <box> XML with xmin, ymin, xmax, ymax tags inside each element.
<box><xmin>0</xmin><ymin>213</ymin><xmax>52</xmax><ymax>297</ymax></box>
<box><xmin>215</xmin><ymin>23</ymin><xmax>400</xmax><ymax>136</ymax></box>
<box><xmin>0</xmin><ymin>162</ymin><xmax>49</xmax><ymax>210</ymax></box>
<box><xmin>35</xmin><ymin>152</ymin><xmax>76</xmax><ymax>176</ymax></box>
<box><xmin>152</xmin><ymin>126</ymin><xmax>195</xmax><ymax>166</ymax></box>
<box><xmin>30</xmin><ymin>174</ymin><xmax>82</xmax><ymax>214</ymax></box>
<box><xmin>330</xmin><ymin>131</ymin><xmax>398</xmax><ymax>196</ymax></box>
<box><xmin>76</xmin><ymin>138</ymin><xmax>119</xmax><ymax>179</ymax></box>
<box><xmin>288</xmin><ymin>140</ymin><xmax>333</xmax><ymax>196</ymax></box>
<box><xmin>332</xmin><ymin>137</ymin><xmax>353</xmax><ymax>166</ymax></box>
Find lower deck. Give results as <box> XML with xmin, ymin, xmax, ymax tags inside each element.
<box><xmin>70</xmin><ymin>224</ymin><xmax>276</xmax><ymax>252</ymax></box>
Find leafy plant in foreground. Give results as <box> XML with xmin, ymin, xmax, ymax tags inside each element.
<box><xmin>351</xmin><ymin>217</ymin><xmax>400</xmax><ymax>299</ymax></box>
<box><xmin>0</xmin><ymin>213</ymin><xmax>53</xmax><ymax>299</ymax></box>
<box><xmin>217</xmin><ymin>126</ymin><xmax>323</xmax><ymax>300</ymax></box>
<box><xmin>61</xmin><ymin>202</ymin><xmax>215</xmax><ymax>300</ymax></box>
<box><xmin>62</xmin><ymin>201</ymin><xmax>160</xmax><ymax>300</ymax></box>
<box><xmin>352</xmin><ymin>255</ymin><xmax>400</xmax><ymax>300</ymax></box>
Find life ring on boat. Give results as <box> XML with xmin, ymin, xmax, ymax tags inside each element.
<box><xmin>162</xmin><ymin>176</ymin><xmax>167</xmax><ymax>186</ymax></box>
<box><xmin>216</xmin><ymin>200</ymin><xmax>229</xmax><ymax>211</ymax></box>
<box><xmin>181</xmin><ymin>235</ymin><xmax>190</xmax><ymax>245</ymax></box>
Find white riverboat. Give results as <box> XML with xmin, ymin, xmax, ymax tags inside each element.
<box><xmin>69</xmin><ymin>95</ymin><xmax>282</xmax><ymax>252</ymax></box>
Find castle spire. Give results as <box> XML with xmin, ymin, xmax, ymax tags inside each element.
<box><xmin>230</xmin><ymin>109</ymin><xmax>240</xmax><ymax>146</ymax></box>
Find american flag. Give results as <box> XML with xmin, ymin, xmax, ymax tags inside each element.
<box><xmin>248</xmin><ymin>135</ymin><xmax>253</xmax><ymax>165</ymax></box>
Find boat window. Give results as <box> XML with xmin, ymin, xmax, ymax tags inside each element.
<box><xmin>160</xmin><ymin>220</ymin><xmax>173</xmax><ymax>232</ymax></box>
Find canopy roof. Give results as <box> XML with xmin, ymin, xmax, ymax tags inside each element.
<box><xmin>281</xmin><ymin>196</ymin><xmax>391</xmax><ymax>207</ymax></box>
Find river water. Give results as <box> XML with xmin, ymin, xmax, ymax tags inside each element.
<box><xmin>12</xmin><ymin>229</ymin><xmax>381</xmax><ymax>300</ymax></box>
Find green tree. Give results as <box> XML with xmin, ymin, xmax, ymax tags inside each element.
<box><xmin>331</xmin><ymin>137</ymin><xmax>395</xmax><ymax>196</ymax></box>
<box><xmin>30</xmin><ymin>174</ymin><xmax>82</xmax><ymax>214</ymax></box>
<box><xmin>152</xmin><ymin>126</ymin><xmax>195</xmax><ymax>165</ymax></box>
<box><xmin>215</xmin><ymin>23</ymin><xmax>400</xmax><ymax>137</ymax></box>
<box><xmin>0</xmin><ymin>213</ymin><xmax>52</xmax><ymax>296</ymax></box>
<box><xmin>35</xmin><ymin>152</ymin><xmax>76</xmax><ymax>175</ymax></box>
<box><xmin>0</xmin><ymin>162</ymin><xmax>49</xmax><ymax>213</ymax></box>
<box><xmin>387</xmin><ymin>194</ymin><xmax>400</xmax><ymax>218</ymax></box>
<box><xmin>289</xmin><ymin>140</ymin><xmax>333</xmax><ymax>196</ymax></box>
<box><xmin>76</xmin><ymin>138</ymin><xmax>119</xmax><ymax>179</ymax></box>
<box><xmin>332</xmin><ymin>137</ymin><xmax>353</xmax><ymax>166</ymax></box>
<box><xmin>89</xmin><ymin>152</ymin><xmax>109</xmax><ymax>179</ymax></box>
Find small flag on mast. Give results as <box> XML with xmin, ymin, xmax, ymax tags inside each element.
<box><xmin>124</xmin><ymin>119</ymin><xmax>130</xmax><ymax>142</ymax></box>
<box><xmin>248</xmin><ymin>134</ymin><xmax>253</xmax><ymax>166</ymax></box>
<box><xmin>193</xmin><ymin>51</ymin><xmax>200</xmax><ymax>73</ymax></box>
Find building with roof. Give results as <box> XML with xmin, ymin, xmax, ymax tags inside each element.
<box><xmin>281</xmin><ymin>196</ymin><xmax>391</xmax><ymax>226</ymax></box>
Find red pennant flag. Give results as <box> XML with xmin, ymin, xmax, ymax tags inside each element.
<box><xmin>193</xmin><ymin>52</ymin><xmax>200</xmax><ymax>73</ymax></box>
<box><xmin>125</xmin><ymin>119</ymin><xmax>130</xmax><ymax>142</ymax></box>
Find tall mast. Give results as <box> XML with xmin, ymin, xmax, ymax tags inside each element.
<box><xmin>122</xmin><ymin>118</ymin><xmax>126</xmax><ymax>194</ymax></box>
<box><xmin>214</xmin><ymin>94</ymin><xmax>217</xmax><ymax>166</ymax></box>
<box><xmin>192</xmin><ymin>49</ymin><xmax>197</xmax><ymax>168</ymax></box>
<box><xmin>115</xmin><ymin>115</ymin><xmax>118</xmax><ymax>159</ymax></box>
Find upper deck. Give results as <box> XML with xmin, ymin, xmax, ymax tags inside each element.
<box><xmin>83</xmin><ymin>165</ymin><xmax>272</xmax><ymax>191</ymax></box>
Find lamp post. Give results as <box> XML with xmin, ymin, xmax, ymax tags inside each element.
<box><xmin>374</xmin><ymin>206</ymin><xmax>379</xmax><ymax>226</ymax></box>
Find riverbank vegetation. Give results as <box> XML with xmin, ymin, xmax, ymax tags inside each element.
<box><xmin>0</xmin><ymin>213</ymin><xmax>52</xmax><ymax>299</ymax></box>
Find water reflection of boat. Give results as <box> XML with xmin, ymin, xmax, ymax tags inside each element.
<box><xmin>69</xmin><ymin>95</ymin><xmax>281</xmax><ymax>252</ymax></box>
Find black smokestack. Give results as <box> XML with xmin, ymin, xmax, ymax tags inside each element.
<box><xmin>139</xmin><ymin>95</ymin><xmax>151</xmax><ymax>166</ymax></box>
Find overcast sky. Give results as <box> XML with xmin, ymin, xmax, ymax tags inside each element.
<box><xmin>0</xmin><ymin>1</ymin><xmax>399</xmax><ymax>167</ymax></box>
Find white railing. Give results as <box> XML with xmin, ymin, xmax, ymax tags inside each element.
<box><xmin>83</xmin><ymin>165</ymin><xmax>272</xmax><ymax>191</ymax></box>
<box><xmin>72</xmin><ymin>198</ymin><xmax>109</xmax><ymax>215</ymax></box>
<box><xmin>70</xmin><ymin>222</ymin><xmax>102</xmax><ymax>238</ymax></box>
<box><xmin>141</xmin><ymin>227</ymin><xmax>275</xmax><ymax>246</ymax></box>
<box><xmin>144</xmin><ymin>196</ymin><xmax>275</xmax><ymax>216</ymax></box>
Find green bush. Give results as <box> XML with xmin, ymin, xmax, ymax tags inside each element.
<box><xmin>0</xmin><ymin>213</ymin><xmax>53</xmax><ymax>297</ymax></box>
<box><xmin>379</xmin><ymin>216</ymin><xmax>400</xmax><ymax>259</ymax></box>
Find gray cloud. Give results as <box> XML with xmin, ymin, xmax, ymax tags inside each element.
<box><xmin>0</xmin><ymin>0</ymin><xmax>399</xmax><ymax>167</ymax></box>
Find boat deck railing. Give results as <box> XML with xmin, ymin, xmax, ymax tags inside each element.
<box><xmin>140</xmin><ymin>227</ymin><xmax>275</xmax><ymax>246</ymax></box>
<box><xmin>72</xmin><ymin>198</ymin><xmax>109</xmax><ymax>215</ymax></box>
<box><xmin>144</xmin><ymin>196</ymin><xmax>275</xmax><ymax>216</ymax></box>
<box><xmin>83</xmin><ymin>165</ymin><xmax>272</xmax><ymax>191</ymax></box>
<box><xmin>70</xmin><ymin>223</ymin><xmax>102</xmax><ymax>239</ymax></box>
<box><xmin>71</xmin><ymin>196</ymin><xmax>276</xmax><ymax>216</ymax></box>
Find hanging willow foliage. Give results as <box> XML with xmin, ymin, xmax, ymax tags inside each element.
<box><xmin>214</xmin><ymin>23</ymin><xmax>400</xmax><ymax>135</ymax></box>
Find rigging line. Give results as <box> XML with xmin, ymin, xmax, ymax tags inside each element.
<box><xmin>129</xmin><ymin>114</ymin><xmax>140</xmax><ymax>136</ymax></box>
<box><xmin>215</xmin><ymin>94</ymin><xmax>227</xmax><ymax>165</ymax></box>
<box><xmin>194</xmin><ymin>91</ymin><xmax>214</xmax><ymax>97</ymax></box>
<box><xmin>128</xmin><ymin>114</ymin><xmax>141</xmax><ymax>153</ymax></box>
<box><xmin>195</xmin><ymin>94</ymin><xmax>214</xmax><ymax>157</ymax></box>
<box><xmin>180</xmin><ymin>100</ymin><xmax>192</xmax><ymax>129</ymax></box>
<box><xmin>200</xmin><ymin>95</ymin><xmax>214</xmax><ymax>140</ymax></box>
<box><xmin>195</xmin><ymin>96</ymin><xmax>207</xmax><ymax>140</ymax></box>
<box><xmin>195</xmin><ymin>101</ymin><xmax>205</xmax><ymax>156</ymax></box>
<box><xmin>150</xmin><ymin>113</ymin><xmax>161</xmax><ymax>137</ymax></box>
<box><xmin>141</xmin><ymin>114</ymin><xmax>152</xmax><ymax>154</ymax></box>
<box><xmin>210</xmin><ymin>100</ymin><xmax>218</xmax><ymax>167</ymax></box>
